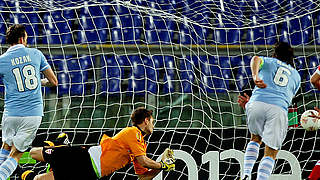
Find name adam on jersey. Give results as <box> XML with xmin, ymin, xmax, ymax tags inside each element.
<box><xmin>11</xmin><ymin>55</ymin><xmax>31</xmax><ymax>66</ymax></box>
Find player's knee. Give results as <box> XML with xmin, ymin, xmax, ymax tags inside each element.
<box><xmin>30</xmin><ymin>147</ymin><xmax>44</xmax><ymax>161</ymax></box>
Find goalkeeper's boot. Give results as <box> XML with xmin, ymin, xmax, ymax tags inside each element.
<box><xmin>44</xmin><ymin>132</ymin><xmax>70</xmax><ymax>147</ymax></box>
<box><xmin>21</xmin><ymin>170</ymin><xmax>36</xmax><ymax>180</ymax></box>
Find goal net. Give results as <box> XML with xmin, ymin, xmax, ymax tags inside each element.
<box><xmin>0</xmin><ymin>0</ymin><xmax>320</xmax><ymax>179</ymax></box>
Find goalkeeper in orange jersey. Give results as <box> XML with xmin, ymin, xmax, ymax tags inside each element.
<box><xmin>20</xmin><ymin>107</ymin><xmax>175</xmax><ymax>180</ymax></box>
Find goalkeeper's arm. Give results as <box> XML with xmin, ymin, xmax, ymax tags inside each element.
<box><xmin>136</xmin><ymin>148</ymin><xmax>175</xmax><ymax>179</ymax></box>
<box><xmin>136</xmin><ymin>155</ymin><xmax>175</xmax><ymax>179</ymax></box>
<box><xmin>136</xmin><ymin>155</ymin><xmax>175</xmax><ymax>170</ymax></box>
<box><xmin>135</xmin><ymin>155</ymin><xmax>161</xmax><ymax>180</ymax></box>
<box><xmin>136</xmin><ymin>155</ymin><xmax>162</xmax><ymax>170</ymax></box>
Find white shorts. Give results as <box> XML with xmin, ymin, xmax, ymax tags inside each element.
<box><xmin>2</xmin><ymin>115</ymin><xmax>41</xmax><ymax>152</ymax></box>
<box><xmin>245</xmin><ymin>101</ymin><xmax>288</xmax><ymax>150</ymax></box>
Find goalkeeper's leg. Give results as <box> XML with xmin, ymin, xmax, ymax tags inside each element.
<box><xmin>43</xmin><ymin>132</ymin><xmax>70</xmax><ymax>147</ymax></box>
<box><xmin>29</xmin><ymin>146</ymin><xmax>97</xmax><ymax>180</ymax></box>
<box><xmin>29</xmin><ymin>147</ymin><xmax>45</xmax><ymax>162</ymax></box>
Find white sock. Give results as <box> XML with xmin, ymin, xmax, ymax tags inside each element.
<box><xmin>0</xmin><ymin>157</ymin><xmax>18</xmax><ymax>180</ymax></box>
<box><xmin>243</xmin><ymin>141</ymin><xmax>260</xmax><ymax>179</ymax></box>
<box><xmin>0</xmin><ymin>149</ymin><xmax>9</xmax><ymax>165</ymax></box>
<box><xmin>257</xmin><ymin>156</ymin><xmax>275</xmax><ymax>180</ymax></box>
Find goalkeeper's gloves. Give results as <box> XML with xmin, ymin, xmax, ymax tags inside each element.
<box><xmin>160</xmin><ymin>148</ymin><xmax>175</xmax><ymax>171</ymax></box>
<box><xmin>160</xmin><ymin>159</ymin><xmax>175</xmax><ymax>171</ymax></box>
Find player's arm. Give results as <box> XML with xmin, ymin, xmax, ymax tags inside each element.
<box><xmin>136</xmin><ymin>148</ymin><xmax>175</xmax><ymax>179</ymax></box>
<box><xmin>250</xmin><ymin>56</ymin><xmax>267</xmax><ymax>88</ymax></box>
<box><xmin>41</xmin><ymin>67</ymin><xmax>58</xmax><ymax>87</ymax></box>
<box><xmin>135</xmin><ymin>155</ymin><xmax>162</xmax><ymax>179</ymax></box>
<box><xmin>310</xmin><ymin>67</ymin><xmax>320</xmax><ymax>90</ymax></box>
<box><xmin>136</xmin><ymin>153</ymin><xmax>175</xmax><ymax>179</ymax></box>
<box><xmin>138</xmin><ymin>169</ymin><xmax>161</xmax><ymax>180</ymax></box>
<box><xmin>136</xmin><ymin>155</ymin><xmax>162</xmax><ymax>170</ymax></box>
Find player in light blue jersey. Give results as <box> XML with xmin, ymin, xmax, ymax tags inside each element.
<box><xmin>0</xmin><ymin>24</ymin><xmax>58</xmax><ymax>180</ymax></box>
<box><xmin>240</xmin><ymin>42</ymin><xmax>301</xmax><ymax>180</ymax></box>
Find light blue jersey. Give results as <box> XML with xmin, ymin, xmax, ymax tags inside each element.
<box><xmin>0</xmin><ymin>44</ymin><xmax>50</xmax><ymax>116</ymax></box>
<box><xmin>248</xmin><ymin>57</ymin><xmax>301</xmax><ymax>111</ymax></box>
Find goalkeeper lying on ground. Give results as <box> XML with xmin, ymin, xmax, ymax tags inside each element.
<box><xmin>20</xmin><ymin>107</ymin><xmax>175</xmax><ymax>180</ymax></box>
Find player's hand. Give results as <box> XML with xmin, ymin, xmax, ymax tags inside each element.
<box><xmin>253</xmin><ymin>75</ymin><xmax>267</xmax><ymax>88</ymax></box>
<box><xmin>161</xmin><ymin>148</ymin><xmax>174</xmax><ymax>161</ymax></box>
<box><xmin>41</xmin><ymin>78</ymin><xmax>49</xmax><ymax>86</ymax></box>
<box><xmin>237</xmin><ymin>93</ymin><xmax>250</xmax><ymax>109</ymax></box>
<box><xmin>160</xmin><ymin>148</ymin><xmax>175</xmax><ymax>171</ymax></box>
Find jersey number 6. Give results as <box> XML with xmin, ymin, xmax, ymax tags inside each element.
<box><xmin>273</xmin><ymin>66</ymin><xmax>291</xmax><ymax>87</ymax></box>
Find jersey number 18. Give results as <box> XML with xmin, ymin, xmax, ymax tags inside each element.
<box><xmin>12</xmin><ymin>65</ymin><xmax>38</xmax><ymax>92</ymax></box>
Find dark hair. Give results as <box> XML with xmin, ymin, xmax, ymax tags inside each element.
<box><xmin>6</xmin><ymin>24</ymin><xmax>26</xmax><ymax>45</ymax></box>
<box><xmin>131</xmin><ymin>107</ymin><xmax>153</xmax><ymax>125</ymax></box>
<box><xmin>273</xmin><ymin>42</ymin><xmax>294</xmax><ymax>67</ymax></box>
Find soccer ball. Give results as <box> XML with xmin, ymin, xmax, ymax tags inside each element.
<box><xmin>300</xmin><ymin>110</ymin><xmax>320</xmax><ymax>131</ymax></box>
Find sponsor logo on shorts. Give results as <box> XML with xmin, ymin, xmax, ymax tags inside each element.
<box><xmin>45</xmin><ymin>149</ymin><xmax>53</xmax><ymax>154</ymax></box>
